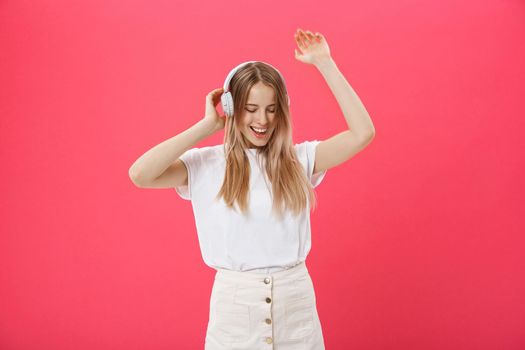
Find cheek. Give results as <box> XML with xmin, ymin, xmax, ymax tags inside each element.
<box><xmin>239</xmin><ymin>115</ymin><xmax>250</xmax><ymax>128</ymax></box>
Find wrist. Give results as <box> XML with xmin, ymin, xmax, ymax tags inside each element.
<box><xmin>196</xmin><ymin>118</ymin><xmax>217</xmax><ymax>137</ymax></box>
<box><xmin>314</xmin><ymin>56</ymin><xmax>335</xmax><ymax>70</ymax></box>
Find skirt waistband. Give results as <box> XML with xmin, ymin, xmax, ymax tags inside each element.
<box><xmin>214</xmin><ymin>261</ymin><xmax>309</xmax><ymax>285</ymax></box>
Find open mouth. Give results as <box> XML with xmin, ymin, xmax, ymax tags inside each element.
<box><xmin>250</xmin><ymin>126</ymin><xmax>268</xmax><ymax>137</ymax></box>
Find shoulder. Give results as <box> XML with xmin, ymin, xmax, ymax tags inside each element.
<box><xmin>294</xmin><ymin>140</ymin><xmax>326</xmax><ymax>187</ymax></box>
<box><xmin>181</xmin><ymin>144</ymin><xmax>224</xmax><ymax>160</ymax></box>
<box><xmin>294</xmin><ymin>140</ymin><xmax>321</xmax><ymax>160</ymax></box>
<box><xmin>200</xmin><ymin>144</ymin><xmax>225</xmax><ymax>158</ymax></box>
<box><xmin>178</xmin><ymin>144</ymin><xmax>225</xmax><ymax>174</ymax></box>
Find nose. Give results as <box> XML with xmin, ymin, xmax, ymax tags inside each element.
<box><xmin>255</xmin><ymin>110</ymin><xmax>271</xmax><ymax>124</ymax></box>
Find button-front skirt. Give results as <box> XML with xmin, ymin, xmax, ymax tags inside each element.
<box><xmin>205</xmin><ymin>261</ymin><xmax>325</xmax><ymax>350</ymax></box>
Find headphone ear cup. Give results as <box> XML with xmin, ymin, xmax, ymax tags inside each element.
<box><xmin>221</xmin><ymin>91</ymin><xmax>234</xmax><ymax>117</ymax></box>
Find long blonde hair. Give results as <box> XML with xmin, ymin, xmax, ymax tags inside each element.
<box><xmin>215</xmin><ymin>62</ymin><xmax>318</xmax><ymax>220</ymax></box>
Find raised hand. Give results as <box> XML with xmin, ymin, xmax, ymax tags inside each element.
<box><xmin>294</xmin><ymin>28</ymin><xmax>331</xmax><ymax>65</ymax></box>
<box><xmin>202</xmin><ymin>87</ymin><xmax>226</xmax><ymax>134</ymax></box>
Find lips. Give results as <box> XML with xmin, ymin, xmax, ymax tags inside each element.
<box><xmin>250</xmin><ymin>126</ymin><xmax>268</xmax><ymax>135</ymax></box>
<box><xmin>249</xmin><ymin>126</ymin><xmax>269</xmax><ymax>139</ymax></box>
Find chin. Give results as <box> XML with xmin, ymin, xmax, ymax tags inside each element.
<box><xmin>243</xmin><ymin>130</ymin><xmax>270</xmax><ymax>147</ymax></box>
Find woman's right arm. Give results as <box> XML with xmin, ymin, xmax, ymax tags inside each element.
<box><xmin>128</xmin><ymin>87</ymin><xmax>225</xmax><ymax>189</ymax></box>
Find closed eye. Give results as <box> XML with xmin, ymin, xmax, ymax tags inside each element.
<box><xmin>245</xmin><ymin>109</ymin><xmax>276</xmax><ymax>113</ymax></box>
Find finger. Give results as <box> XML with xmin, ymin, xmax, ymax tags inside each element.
<box><xmin>311</xmin><ymin>31</ymin><xmax>321</xmax><ymax>42</ymax></box>
<box><xmin>209</xmin><ymin>88</ymin><xmax>224</xmax><ymax>97</ymax></box>
<box><xmin>302</xmin><ymin>29</ymin><xmax>313</xmax><ymax>39</ymax></box>
<box><xmin>297</xmin><ymin>31</ymin><xmax>309</xmax><ymax>48</ymax></box>
<box><xmin>295</xmin><ymin>28</ymin><xmax>306</xmax><ymax>43</ymax></box>
<box><xmin>295</xmin><ymin>32</ymin><xmax>307</xmax><ymax>49</ymax></box>
<box><xmin>306</xmin><ymin>31</ymin><xmax>317</xmax><ymax>43</ymax></box>
<box><xmin>212</xmin><ymin>89</ymin><xmax>223</xmax><ymax>102</ymax></box>
<box><xmin>299</xmin><ymin>31</ymin><xmax>310</xmax><ymax>46</ymax></box>
<box><xmin>294</xmin><ymin>30</ymin><xmax>303</xmax><ymax>43</ymax></box>
<box><xmin>207</xmin><ymin>90</ymin><xmax>220</xmax><ymax>103</ymax></box>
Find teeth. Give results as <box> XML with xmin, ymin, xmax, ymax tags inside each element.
<box><xmin>251</xmin><ymin>127</ymin><xmax>267</xmax><ymax>133</ymax></box>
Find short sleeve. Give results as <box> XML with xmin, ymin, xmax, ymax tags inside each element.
<box><xmin>174</xmin><ymin>147</ymin><xmax>202</xmax><ymax>201</ymax></box>
<box><xmin>297</xmin><ymin>140</ymin><xmax>327</xmax><ymax>188</ymax></box>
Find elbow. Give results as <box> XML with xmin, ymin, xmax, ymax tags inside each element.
<box><xmin>365</xmin><ymin>127</ymin><xmax>375</xmax><ymax>138</ymax></box>
<box><xmin>366</xmin><ymin>130</ymin><xmax>375</xmax><ymax>144</ymax></box>
<box><xmin>366</xmin><ymin>124</ymin><xmax>376</xmax><ymax>138</ymax></box>
<box><xmin>128</xmin><ymin>167</ymin><xmax>144</xmax><ymax>187</ymax></box>
<box><xmin>361</xmin><ymin>134</ymin><xmax>375</xmax><ymax>148</ymax></box>
<box><xmin>355</xmin><ymin>129</ymin><xmax>375</xmax><ymax>143</ymax></box>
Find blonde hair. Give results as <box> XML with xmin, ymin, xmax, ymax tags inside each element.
<box><xmin>215</xmin><ymin>62</ymin><xmax>318</xmax><ymax>220</ymax></box>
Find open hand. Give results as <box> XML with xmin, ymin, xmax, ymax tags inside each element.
<box><xmin>294</xmin><ymin>28</ymin><xmax>331</xmax><ymax>65</ymax></box>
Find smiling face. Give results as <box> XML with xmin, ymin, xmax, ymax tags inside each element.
<box><xmin>240</xmin><ymin>81</ymin><xmax>277</xmax><ymax>149</ymax></box>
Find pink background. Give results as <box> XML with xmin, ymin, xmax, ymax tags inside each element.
<box><xmin>2</xmin><ymin>0</ymin><xmax>524</xmax><ymax>349</ymax></box>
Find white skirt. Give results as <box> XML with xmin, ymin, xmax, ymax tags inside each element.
<box><xmin>205</xmin><ymin>261</ymin><xmax>326</xmax><ymax>350</ymax></box>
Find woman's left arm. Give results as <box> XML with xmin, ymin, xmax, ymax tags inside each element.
<box><xmin>295</xmin><ymin>29</ymin><xmax>376</xmax><ymax>174</ymax></box>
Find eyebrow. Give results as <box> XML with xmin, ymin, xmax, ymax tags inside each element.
<box><xmin>246</xmin><ymin>103</ymin><xmax>276</xmax><ymax>107</ymax></box>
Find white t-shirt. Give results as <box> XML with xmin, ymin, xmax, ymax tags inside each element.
<box><xmin>175</xmin><ymin>140</ymin><xmax>327</xmax><ymax>274</ymax></box>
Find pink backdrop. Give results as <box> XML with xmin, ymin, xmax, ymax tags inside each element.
<box><xmin>1</xmin><ymin>0</ymin><xmax>524</xmax><ymax>349</ymax></box>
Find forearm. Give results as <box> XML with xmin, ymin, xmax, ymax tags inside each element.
<box><xmin>129</xmin><ymin>119</ymin><xmax>215</xmax><ymax>184</ymax></box>
<box><xmin>315</xmin><ymin>57</ymin><xmax>375</xmax><ymax>138</ymax></box>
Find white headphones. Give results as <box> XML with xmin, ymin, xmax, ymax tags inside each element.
<box><xmin>220</xmin><ymin>60</ymin><xmax>291</xmax><ymax>118</ymax></box>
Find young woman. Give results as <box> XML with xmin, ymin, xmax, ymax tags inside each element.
<box><xmin>129</xmin><ymin>28</ymin><xmax>375</xmax><ymax>350</ymax></box>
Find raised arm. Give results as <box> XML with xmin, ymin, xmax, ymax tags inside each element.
<box><xmin>128</xmin><ymin>87</ymin><xmax>225</xmax><ymax>188</ymax></box>
<box><xmin>294</xmin><ymin>28</ymin><xmax>376</xmax><ymax>174</ymax></box>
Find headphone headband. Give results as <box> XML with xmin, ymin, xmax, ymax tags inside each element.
<box><xmin>222</xmin><ymin>61</ymin><xmax>287</xmax><ymax>92</ymax></box>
